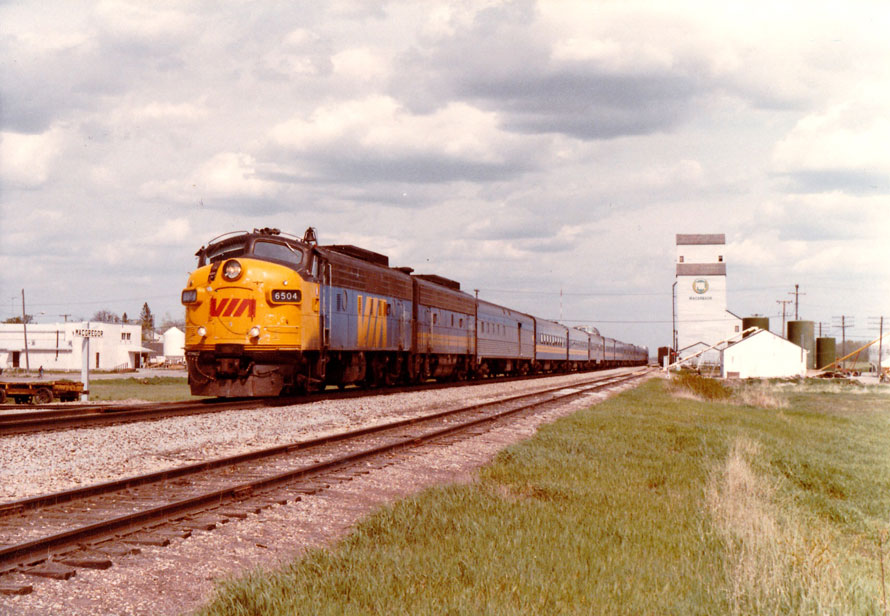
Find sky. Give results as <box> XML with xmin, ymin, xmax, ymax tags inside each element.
<box><xmin>1</xmin><ymin>0</ymin><xmax>888</xmax><ymax>353</ymax></box>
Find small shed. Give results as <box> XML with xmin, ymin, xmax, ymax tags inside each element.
<box><xmin>721</xmin><ymin>329</ymin><xmax>807</xmax><ymax>379</ymax></box>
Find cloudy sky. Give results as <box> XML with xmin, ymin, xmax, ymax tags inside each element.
<box><xmin>2</xmin><ymin>0</ymin><xmax>888</xmax><ymax>352</ymax></box>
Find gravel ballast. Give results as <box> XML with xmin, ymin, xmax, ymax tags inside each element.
<box><xmin>1</xmin><ymin>369</ymin><xmax>646</xmax><ymax>616</ymax></box>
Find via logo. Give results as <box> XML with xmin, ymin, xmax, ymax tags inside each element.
<box><xmin>358</xmin><ymin>296</ymin><xmax>387</xmax><ymax>347</ymax></box>
<box><xmin>692</xmin><ymin>279</ymin><xmax>710</xmax><ymax>295</ymax></box>
<box><xmin>209</xmin><ymin>297</ymin><xmax>257</xmax><ymax>319</ymax></box>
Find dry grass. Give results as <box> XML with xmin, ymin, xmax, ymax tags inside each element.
<box><xmin>707</xmin><ymin>437</ymin><xmax>847</xmax><ymax>614</ymax></box>
<box><xmin>733</xmin><ymin>385</ymin><xmax>789</xmax><ymax>409</ymax></box>
<box><xmin>668</xmin><ymin>372</ymin><xmax>789</xmax><ymax>409</ymax></box>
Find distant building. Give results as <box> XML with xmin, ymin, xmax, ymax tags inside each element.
<box><xmin>721</xmin><ymin>329</ymin><xmax>807</xmax><ymax>379</ymax></box>
<box><xmin>673</xmin><ymin>234</ymin><xmax>742</xmax><ymax>363</ymax></box>
<box><xmin>0</xmin><ymin>321</ymin><xmax>147</xmax><ymax>371</ymax></box>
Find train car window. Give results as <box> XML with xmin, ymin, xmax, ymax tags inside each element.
<box><xmin>459</xmin><ymin>318</ymin><xmax>463</xmax><ymax>328</ymax></box>
<box><xmin>451</xmin><ymin>315</ymin><xmax>455</xmax><ymax>327</ymax></box>
<box><xmin>253</xmin><ymin>240</ymin><xmax>303</xmax><ymax>266</ymax></box>
<box><xmin>433</xmin><ymin>313</ymin><xmax>438</xmax><ymax>325</ymax></box>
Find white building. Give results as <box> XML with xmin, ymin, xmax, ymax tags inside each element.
<box><xmin>721</xmin><ymin>329</ymin><xmax>807</xmax><ymax>379</ymax></box>
<box><xmin>674</xmin><ymin>233</ymin><xmax>742</xmax><ymax>363</ymax></box>
<box><xmin>0</xmin><ymin>321</ymin><xmax>146</xmax><ymax>371</ymax></box>
<box><xmin>162</xmin><ymin>327</ymin><xmax>185</xmax><ymax>363</ymax></box>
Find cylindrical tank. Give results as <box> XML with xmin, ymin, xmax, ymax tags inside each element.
<box><xmin>816</xmin><ymin>337</ymin><xmax>837</xmax><ymax>370</ymax></box>
<box><xmin>787</xmin><ymin>320</ymin><xmax>816</xmax><ymax>369</ymax></box>
<box><xmin>742</xmin><ymin>316</ymin><xmax>770</xmax><ymax>337</ymax></box>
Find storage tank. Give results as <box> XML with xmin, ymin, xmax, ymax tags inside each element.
<box><xmin>816</xmin><ymin>337</ymin><xmax>837</xmax><ymax>370</ymax></box>
<box><xmin>787</xmin><ymin>320</ymin><xmax>816</xmax><ymax>369</ymax></box>
<box><xmin>742</xmin><ymin>316</ymin><xmax>770</xmax><ymax>338</ymax></box>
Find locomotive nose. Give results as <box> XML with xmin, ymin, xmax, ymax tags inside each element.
<box><xmin>206</xmin><ymin>291</ymin><xmax>258</xmax><ymax>337</ymax></box>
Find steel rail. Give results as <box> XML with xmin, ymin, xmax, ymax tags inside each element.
<box><xmin>0</xmin><ymin>370</ymin><xmax>642</xmax><ymax>517</ymax></box>
<box><xmin>0</xmin><ymin>367</ymin><xmax>643</xmax><ymax>436</ymax></box>
<box><xmin>0</xmin><ymin>368</ymin><xmax>648</xmax><ymax>575</ymax></box>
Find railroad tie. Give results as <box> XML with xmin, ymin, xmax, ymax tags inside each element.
<box><xmin>56</xmin><ymin>556</ymin><xmax>113</xmax><ymax>570</ymax></box>
<box><xmin>0</xmin><ymin>582</ymin><xmax>33</xmax><ymax>595</ymax></box>
<box><xmin>21</xmin><ymin>563</ymin><xmax>76</xmax><ymax>580</ymax></box>
<box><xmin>123</xmin><ymin>535</ymin><xmax>170</xmax><ymax>547</ymax></box>
<box><xmin>93</xmin><ymin>545</ymin><xmax>141</xmax><ymax>557</ymax></box>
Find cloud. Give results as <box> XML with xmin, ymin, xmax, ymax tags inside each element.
<box><xmin>391</xmin><ymin>2</ymin><xmax>710</xmax><ymax>140</ymax></box>
<box><xmin>771</xmin><ymin>92</ymin><xmax>890</xmax><ymax>194</ymax></box>
<box><xmin>129</xmin><ymin>101</ymin><xmax>208</xmax><ymax>122</ymax></box>
<box><xmin>268</xmin><ymin>96</ymin><xmax>540</xmax><ymax>183</ymax></box>
<box><xmin>0</xmin><ymin>128</ymin><xmax>65</xmax><ymax>188</ymax></box>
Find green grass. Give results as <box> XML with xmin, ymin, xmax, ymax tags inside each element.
<box><xmin>88</xmin><ymin>376</ymin><xmax>201</xmax><ymax>402</ymax></box>
<box><xmin>195</xmin><ymin>378</ymin><xmax>890</xmax><ymax>616</ymax></box>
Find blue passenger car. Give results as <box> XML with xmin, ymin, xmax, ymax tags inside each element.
<box><xmin>476</xmin><ymin>299</ymin><xmax>534</xmax><ymax>376</ymax></box>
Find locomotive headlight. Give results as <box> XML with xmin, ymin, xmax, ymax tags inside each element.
<box><xmin>248</xmin><ymin>326</ymin><xmax>260</xmax><ymax>338</ymax></box>
<box><xmin>197</xmin><ymin>326</ymin><xmax>207</xmax><ymax>337</ymax></box>
<box><xmin>181</xmin><ymin>289</ymin><xmax>198</xmax><ymax>304</ymax></box>
<box><xmin>222</xmin><ymin>259</ymin><xmax>242</xmax><ymax>281</ymax></box>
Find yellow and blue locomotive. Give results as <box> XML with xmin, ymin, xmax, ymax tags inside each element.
<box><xmin>182</xmin><ymin>227</ymin><xmax>647</xmax><ymax>397</ymax></box>
<box><xmin>182</xmin><ymin>227</ymin><xmax>476</xmax><ymax>396</ymax></box>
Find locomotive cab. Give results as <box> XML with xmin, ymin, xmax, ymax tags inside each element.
<box><xmin>182</xmin><ymin>228</ymin><xmax>324</xmax><ymax>396</ymax></box>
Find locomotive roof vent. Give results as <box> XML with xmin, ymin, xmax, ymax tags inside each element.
<box><xmin>415</xmin><ymin>274</ymin><xmax>461</xmax><ymax>291</ymax></box>
<box><xmin>324</xmin><ymin>244</ymin><xmax>390</xmax><ymax>267</ymax></box>
<box><xmin>395</xmin><ymin>266</ymin><xmax>414</xmax><ymax>274</ymax></box>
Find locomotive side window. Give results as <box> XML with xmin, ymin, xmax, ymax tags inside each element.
<box><xmin>253</xmin><ymin>241</ymin><xmax>303</xmax><ymax>266</ymax></box>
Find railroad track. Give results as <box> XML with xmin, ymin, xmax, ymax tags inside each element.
<box><xmin>0</xmin><ymin>368</ymin><xmax>649</xmax><ymax>595</ymax></box>
<box><xmin>0</xmin><ymin>368</ymin><xmax>644</xmax><ymax>436</ymax></box>
<box><xmin>0</xmin><ymin>397</ymin><xmax>285</xmax><ymax>436</ymax></box>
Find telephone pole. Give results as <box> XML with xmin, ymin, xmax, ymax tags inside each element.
<box><xmin>21</xmin><ymin>289</ymin><xmax>31</xmax><ymax>371</ymax></box>
<box><xmin>869</xmin><ymin>316</ymin><xmax>886</xmax><ymax>378</ymax></box>
<box><xmin>777</xmin><ymin>299</ymin><xmax>792</xmax><ymax>337</ymax></box>
<box><xmin>788</xmin><ymin>284</ymin><xmax>806</xmax><ymax>320</ymax></box>
<box><xmin>833</xmin><ymin>315</ymin><xmax>854</xmax><ymax>370</ymax></box>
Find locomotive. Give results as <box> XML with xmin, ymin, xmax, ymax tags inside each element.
<box><xmin>181</xmin><ymin>227</ymin><xmax>647</xmax><ymax>397</ymax></box>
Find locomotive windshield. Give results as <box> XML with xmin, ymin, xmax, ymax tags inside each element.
<box><xmin>252</xmin><ymin>240</ymin><xmax>303</xmax><ymax>267</ymax></box>
<box><xmin>205</xmin><ymin>241</ymin><xmax>246</xmax><ymax>264</ymax></box>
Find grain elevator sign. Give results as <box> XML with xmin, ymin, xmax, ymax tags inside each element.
<box><xmin>690</xmin><ymin>279</ymin><xmax>712</xmax><ymax>300</ymax></box>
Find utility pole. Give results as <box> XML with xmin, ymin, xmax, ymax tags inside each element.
<box><xmin>21</xmin><ymin>289</ymin><xmax>30</xmax><ymax>371</ymax></box>
<box><xmin>59</xmin><ymin>314</ymin><xmax>71</xmax><ymax>323</ymax></box>
<box><xmin>777</xmin><ymin>299</ymin><xmax>792</xmax><ymax>338</ymax></box>
<box><xmin>869</xmin><ymin>316</ymin><xmax>886</xmax><ymax>378</ymax></box>
<box><xmin>833</xmin><ymin>315</ymin><xmax>854</xmax><ymax>370</ymax></box>
<box><xmin>789</xmin><ymin>284</ymin><xmax>806</xmax><ymax>320</ymax></box>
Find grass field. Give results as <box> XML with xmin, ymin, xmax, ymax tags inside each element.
<box><xmin>88</xmin><ymin>376</ymin><xmax>198</xmax><ymax>402</ymax></box>
<box><xmin>195</xmin><ymin>376</ymin><xmax>890</xmax><ymax>615</ymax></box>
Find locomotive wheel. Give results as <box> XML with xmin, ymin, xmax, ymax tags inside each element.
<box><xmin>33</xmin><ymin>388</ymin><xmax>53</xmax><ymax>404</ymax></box>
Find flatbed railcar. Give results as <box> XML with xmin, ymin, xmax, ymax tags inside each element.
<box><xmin>0</xmin><ymin>380</ymin><xmax>84</xmax><ymax>404</ymax></box>
<box><xmin>182</xmin><ymin>227</ymin><xmax>647</xmax><ymax>397</ymax></box>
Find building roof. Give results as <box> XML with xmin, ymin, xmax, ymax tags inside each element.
<box><xmin>676</xmin><ymin>234</ymin><xmax>725</xmax><ymax>245</ymax></box>
<box><xmin>723</xmin><ymin>327</ymin><xmax>794</xmax><ymax>351</ymax></box>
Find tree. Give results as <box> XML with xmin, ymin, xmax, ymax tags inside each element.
<box><xmin>140</xmin><ymin>302</ymin><xmax>154</xmax><ymax>341</ymax></box>
<box><xmin>91</xmin><ymin>310</ymin><xmax>121</xmax><ymax>323</ymax></box>
<box><xmin>3</xmin><ymin>315</ymin><xmax>34</xmax><ymax>324</ymax></box>
<box><xmin>121</xmin><ymin>312</ymin><xmax>128</xmax><ymax>324</ymax></box>
<box><xmin>158</xmin><ymin>312</ymin><xmax>185</xmax><ymax>332</ymax></box>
